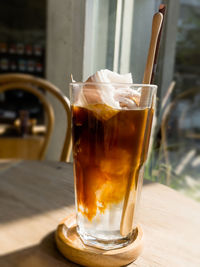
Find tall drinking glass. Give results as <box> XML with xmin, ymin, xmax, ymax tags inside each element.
<box><xmin>70</xmin><ymin>82</ymin><xmax>157</xmax><ymax>250</ymax></box>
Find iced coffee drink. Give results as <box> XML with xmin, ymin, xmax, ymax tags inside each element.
<box><xmin>70</xmin><ymin>70</ymin><xmax>157</xmax><ymax>249</ymax></box>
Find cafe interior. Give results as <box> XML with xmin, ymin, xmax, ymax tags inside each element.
<box><xmin>0</xmin><ymin>0</ymin><xmax>200</xmax><ymax>266</ymax></box>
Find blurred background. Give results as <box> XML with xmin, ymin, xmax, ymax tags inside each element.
<box><xmin>0</xmin><ymin>0</ymin><xmax>199</xmax><ymax>201</ymax></box>
<box><xmin>0</xmin><ymin>1</ymin><xmax>45</xmax><ymax>121</ymax></box>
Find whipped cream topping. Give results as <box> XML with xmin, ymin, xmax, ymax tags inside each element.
<box><xmin>87</xmin><ymin>69</ymin><xmax>133</xmax><ymax>84</ymax></box>
<box><xmin>76</xmin><ymin>69</ymin><xmax>141</xmax><ymax>110</ymax></box>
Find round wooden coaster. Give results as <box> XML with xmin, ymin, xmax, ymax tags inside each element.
<box><xmin>55</xmin><ymin>214</ymin><xmax>144</xmax><ymax>267</ymax></box>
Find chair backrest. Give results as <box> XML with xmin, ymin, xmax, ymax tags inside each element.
<box><xmin>0</xmin><ymin>73</ymin><xmax>71</xmax><ymax>162</ymax></box>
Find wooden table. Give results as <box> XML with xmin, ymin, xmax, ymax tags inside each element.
<box><xmin>0</xmin><ymin>161</ymin><xmax>200</xmax><ymax>267</ymax></box>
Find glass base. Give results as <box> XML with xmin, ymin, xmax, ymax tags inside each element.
<box><xmin>77</xmin><ymin>225</ymin><xmax>137</xmax><ymax>250</ymax></box>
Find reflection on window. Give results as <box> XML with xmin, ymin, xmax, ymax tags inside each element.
<box><xmin>147</xmin><ymin>0</ymin><xmax>200</xmax><ymax>201</ymax></box>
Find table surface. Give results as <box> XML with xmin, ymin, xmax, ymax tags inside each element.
<box><xmin>0</xmin><ymin>161</ymin><xmax>200</xmax><ymax>267</ymax></box>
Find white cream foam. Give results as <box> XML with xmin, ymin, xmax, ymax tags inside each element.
<box><xmin>75</xmin><ymin>69</ymin><xmax>141</xmax><ymax>114</ymax></box>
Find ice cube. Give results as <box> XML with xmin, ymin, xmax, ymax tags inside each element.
<box><xmin>86</xmin><ymin>69</ymin><xmax>133</xmax><ymax>84</ymax></box>
<box><xmin>114</xmin><ymin>88</ymin><xmax>140</xmax><ymax>109</ymax></box>
<box><xmin>86</xmin><ymin>104</ymin><xmax>119</xmax><ymax>121</ymax></box>
<box><xmin>83</xmin><ymin>69</ymin><xmax>133</xmax><ymax>109</ymax></box>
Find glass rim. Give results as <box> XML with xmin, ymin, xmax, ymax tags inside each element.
<box><xmin>69</xmin><ymin>82</ymin><xmax>157</xmax><ymax>88</ymax></box>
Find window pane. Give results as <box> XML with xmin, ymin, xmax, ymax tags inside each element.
<box><xmin>83</xmin><ymin>0</ymin><xmax>117</xmax><ymax>79</ymax></box>
<box><xmin>148</xmin><ymin>0</ymin><xmax>200</xmax><ymax>201</ymax></box>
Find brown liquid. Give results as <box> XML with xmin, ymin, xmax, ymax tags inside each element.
<box><xmin>72</xmin><ymin>104</ymin><xmax>152</xmax><ymax>221</ymax></box>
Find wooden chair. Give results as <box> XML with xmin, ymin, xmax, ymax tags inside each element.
<box><xmin>0</xmin><ymin>73</ymin><xmax>71</xmax><ymax>162</ymax></box>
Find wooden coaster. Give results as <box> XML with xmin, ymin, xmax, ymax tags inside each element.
<box><xmin>55</xmin><ymin>214</ymin><xmax>144</xmax><ymax>267</ymax></box>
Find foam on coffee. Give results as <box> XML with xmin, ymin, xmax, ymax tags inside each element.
<box><xmin>74</xmin><ymin>69</ymin><xmax>141</xmax><ymax>120</ymax></box>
